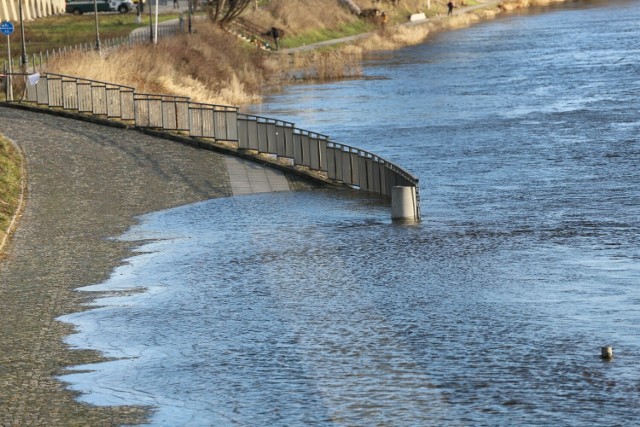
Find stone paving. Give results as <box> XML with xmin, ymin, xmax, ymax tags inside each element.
<box><xmin>225</xmin><ymin>156</ymin><xmax>291</xmax><ymax>196</ymax></box>
<box><xmin>0</xmin><ymin>106</ymin><xmax>310</xmax><ymax>426</ymax></box>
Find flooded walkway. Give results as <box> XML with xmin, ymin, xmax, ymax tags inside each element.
<box><xmin>225</xmin><ymin>156</ymin><xmax>290</xmax><ymax>195</ymax></box>
<box><xmin>0</xmin><ymin>105</ymin><xmax>294</xmax><ymax>425</ymax></box>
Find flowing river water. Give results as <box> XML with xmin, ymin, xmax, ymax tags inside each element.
<box><xmin>59</xmin><ymin>1</ymin><xmax>640</xmax><ymax>425</ymax></box>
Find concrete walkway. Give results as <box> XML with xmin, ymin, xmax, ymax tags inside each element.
<box><xmin>0</xmin><ymin>105</ymin><xmax>298</xmax><ymax>425</ymax></box>
<box><xmin>225</xmin><ymin>156</ymin><xmax>290</xmax><ymax>195</ymax></box>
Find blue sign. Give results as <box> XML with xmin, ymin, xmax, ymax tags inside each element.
<box><xmin>1</xmin><ymin>21</ymin><xmax>14</xmax><ymax>36</ymax></box>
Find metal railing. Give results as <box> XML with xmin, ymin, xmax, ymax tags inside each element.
<box><xmin>4</xmin><ymin>72</ymin><xmax>420</xmax><ymax>216</ymax></box>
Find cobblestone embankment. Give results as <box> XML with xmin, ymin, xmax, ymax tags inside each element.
<box><xmin>0</xmin><ymin>106</ymin><xmax>233</xmax><ymax>425</ymax></box>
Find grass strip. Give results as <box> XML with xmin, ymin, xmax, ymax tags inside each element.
<box><xmin>281</xmin><ymin>20</ymin><xmax>374</xmax><ymax>49</ymax></box>
<box><xmin>5</xmin><ymin>13</ymin><xmax>185</xmax><ymax>58</ymax></box>
<box><xmin>0</xmin><ymin>133</ymin><xmax>24</xmax><ymax>255</ymax></box>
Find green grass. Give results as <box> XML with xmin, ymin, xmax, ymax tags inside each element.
<box><xmin>280</xmin><ymin>20</ymin><xmax>375</xmax><ymax>49</ymax></box>
<box><xmin>0</xmin><ymin>135</ymin><xmax>22</xmax><ymax>250</ymax></box>
<box><xmin>3</xmin><ymin>13</ymin><xmax>184</xmax><ymax>59</ymax></box>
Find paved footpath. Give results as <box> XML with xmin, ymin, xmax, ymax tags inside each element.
<box><xmin>0</xmin><ymin>106</ymin><xmax>297</xmax><ymax>426</ymax></box>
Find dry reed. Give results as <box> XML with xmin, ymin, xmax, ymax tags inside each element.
<box><xmin>47</xmin><ymin>24</ymin><xmax>266</xmax><ymax>105</ymax></box>
<box><xmin>499</xmin><ymin>0</ymin><xmax>572</xmax><ymax>11</ymax></box>
<box><xmin>250</xmin><ymin>0</ymin><xmax>359</xmax><ymax>35</ymax></box>
<box><xmin>288</xmin><ymin>48</ymin><xmax>363</xmax><ymax>81</ymax></box>
<box><xmin>46</xmin><ymin>13</ymin><xmax>366</xmax><ymax>105</ymax></box>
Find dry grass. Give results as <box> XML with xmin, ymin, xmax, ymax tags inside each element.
<box><xmin>249</xmin><ymin>0</ymin><xmax>451</xmax><ymax>35</ymax></box>
<box><xmin>250</xmin><ymin>0</ymin><xmax>359</xmax><ymax>35</ymax></box>
<box><xmin>283</xmin><ymin>47</ymin><xmax>363</xmax><ymax>82</ymax></box>
<box><xmin>357</xmin><ymin>24</ymin><xmax>432</xmax><ymax>51</ymax></box>
<box><xmin>0</xmin><ymin>135</ymin><xmax>24</xmax><ymax>256</ymax></box>
<box><xmin>47</xmin><ymin>24</ymin><xmax>266</xmax><ymax>105</ymax></box>
<box><xmin>499</xmin><ymin>0</ymin><xmax>570</xmax><ymax>11</ymax></box>
<box><xmin>46</xmin><ymin>0</ymin><xmax>371</xmax><ymax>105</ymax></box>
<box><xmin>355</xmin><ymin>1</ymin><xmax>502</xmax><ymax>51</ymax></box>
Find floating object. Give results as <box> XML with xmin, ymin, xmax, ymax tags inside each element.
<box><xmin>601</xmin><ymin>346</ymin><xmax>613</xmax><ymax>359</ymax></box>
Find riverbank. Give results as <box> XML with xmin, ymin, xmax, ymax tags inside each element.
<box><xmin>315</xmin><ymin>0</ymin><xmax>580</xmax><ymax>53</ymax></box>
<box><xmin>43</xmin><ymin>0</ymin><xmax>581</xmax><ymax>106</ymax></box>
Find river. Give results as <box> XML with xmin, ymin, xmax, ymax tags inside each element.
<box><xmin>59</xmin><ymin>1</ymin><xmax>640</xmax><ymax>425</ymax></box>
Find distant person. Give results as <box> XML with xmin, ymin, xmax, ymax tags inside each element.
<box><xmin>173</xmin><ymin>0</ymin><xmax>179</xmax><ymax>8</ymax></box>
<box><xmin>447</xmin><ymin>1</ymin><xmax>455</xmax><ymax>15</ymax></box>
<box><xmin>264</xmin><ymin>27</ymin><xmax>283</xmax><ymax>50</ymax></box>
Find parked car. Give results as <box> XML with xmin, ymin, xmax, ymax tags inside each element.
<box><xmin>114</xmin><ymin>0</ymin><xmax>135</xmax><ymax>12</ymax></box>
<box><xmin>65</xmin><ymin>0</ymin><xmax>133</xmax><ymax>14</ymax></box>
<box><xmin>66</xmin><ymin>0</ymin><xmax>113</xmax><ymax>14</ymax></box>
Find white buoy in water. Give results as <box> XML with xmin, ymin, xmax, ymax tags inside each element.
<box><xmin>601</xmin><ymin>346</ymin><xmax>613</xmax><ymax>359</ymax></box>
<box><xmin>391</xmin><ymin>186</ymin><xmax>419</xmax><ymax>222</ymax></box>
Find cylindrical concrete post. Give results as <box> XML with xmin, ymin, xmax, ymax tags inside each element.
<box><xmin>601</xmin><ymin>346</ymin><xmax>613</xmax><ymax>359</ymax></box>
<box><xmin>391</xmin><ymin>186</ymin><xmax>418</xmax><ymax>221</ymax></box>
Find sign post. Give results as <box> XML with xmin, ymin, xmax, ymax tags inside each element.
<box><xmin>1</xmin><ymin>21</ymin><xmax>15</xmax><ymax>101</ymax></box>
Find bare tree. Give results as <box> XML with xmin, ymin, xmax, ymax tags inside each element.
<box><xmin>207</xmin><ymin>0</ymin><xmax>253</xmax><ymax>25</ymax></box>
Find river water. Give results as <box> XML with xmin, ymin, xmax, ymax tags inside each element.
<box><xmin>59</xmin><ymin>1</ymin><xmax>640</xmax><ymax>425</ymax></box>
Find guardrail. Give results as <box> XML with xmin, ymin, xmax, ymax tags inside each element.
<box><xmin>3</xmin><ymin>72</ymin><xmax>420</xmax><ymax>218</ymax></box>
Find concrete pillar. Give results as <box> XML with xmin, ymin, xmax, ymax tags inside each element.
<box><xmin>391</xmin><ymin>186</ymin><xmax>419</xmax><ymax>221</ymax></box>
<box><xmin>601</xmin><ymin>346</ymin><xmax>613</xmax><ymax>359</ymax></box>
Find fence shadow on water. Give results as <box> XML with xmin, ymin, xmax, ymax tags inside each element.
<box><xmin>2</xmin><ymin>72</ymin><xmax>420</xmax><ymax>217</ymax></box>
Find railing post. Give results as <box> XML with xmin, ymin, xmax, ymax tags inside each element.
<box><xmin>391</xmin><ymin>186</ymin><xmax>419</xmax><ymax>222</ymax></box>
<box><xmin>5</xmin><ymin>60</ymin><xmax>13</xmax><ymax>102</ymax></box>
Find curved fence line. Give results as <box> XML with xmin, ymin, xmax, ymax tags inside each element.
<box><xmin>4</xmin><ymin>72</ymin><xmax>420</xmax><ymax>217</ymax></box>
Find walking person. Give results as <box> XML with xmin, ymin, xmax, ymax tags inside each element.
<box><xmin>264</xmin><ymin>27</ymin><xmax>283</xmax><ymax>51</ymax></box>
<box><xmin>380</xmin><ymin>11</ymin><xmax>388</xmax><ymax>28</ymax></box>
<box><xmin>173</xmin><ymin>0</ymin><xmax>179</xmax><ymax>9</ymax></box>
<box><xmin>447</xmin><ymin>1</ymin><xmax>455</xmax><ymax>15</ymax></box>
